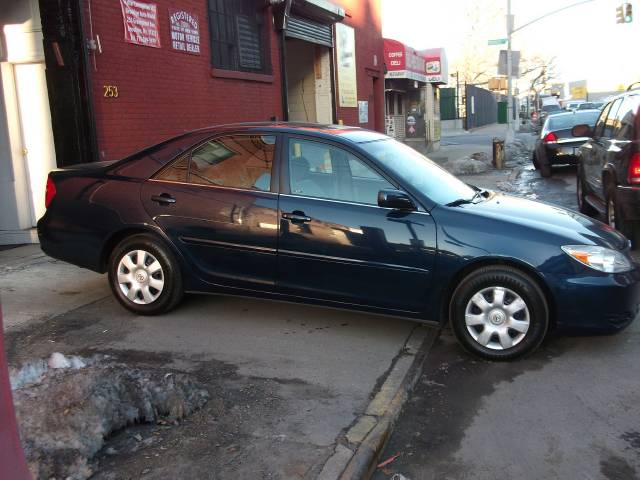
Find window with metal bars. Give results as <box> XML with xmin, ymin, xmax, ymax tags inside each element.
<box><xmin>207</xmin><ymin>0</ymin><xmax>270</xmax><ymax>74</ymax></box>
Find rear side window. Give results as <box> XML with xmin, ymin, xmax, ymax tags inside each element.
<box><xmin>154</xmin><ymin>135</ymin><xmax>276</xmax><ymax>191</ymax></box>
<box><xmin>614</xmin><ymin>95</ymin><xmax>640</xmax><ymax>141</ymax></box>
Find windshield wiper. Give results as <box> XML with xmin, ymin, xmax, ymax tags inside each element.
<box><xmin>446</xmin><ymin>189</ymin><xmax>485</xmax><ymax>207</ymax></box>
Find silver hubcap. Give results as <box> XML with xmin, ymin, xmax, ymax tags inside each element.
<box><xmin>608</xmin><ymin>199</ymin><xmax>616</xmax><ymax>228</ymax></box>
<box><xmin>117</xmin><ymin>250</ymin><xmax>164</xmax><ymax>305</ymax></box>
<box><xmin>465</xmin><ymin>286</ymin><xmax>530</xmax><ymax>350</ymax></box>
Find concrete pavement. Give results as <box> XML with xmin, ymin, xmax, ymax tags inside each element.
<box><xmin>1</xmin><ymin>243</ymin><xmax>430</xmax><ymax>478</ymax></box>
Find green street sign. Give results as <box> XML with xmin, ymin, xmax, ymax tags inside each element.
<box><xmin>488</xmin><ymin>38</ymin><xmax>508</xmax><ymax>45</ymax></box>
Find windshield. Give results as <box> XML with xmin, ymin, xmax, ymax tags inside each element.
<box><xmin>547</xmin><ymin>111</ymin><xmax>600</xmax><ymax>129</ymax></box>
<box><xmin>542</xmin><ymin>104</ymin><xmax>562</xmax><ymax>112</ymax></box>
<box><xmin>361</xmin><ymin>138</ymin><xmax>475</xmax><ymax>206</ymax></box>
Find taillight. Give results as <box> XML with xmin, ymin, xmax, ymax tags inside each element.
<box><xmin>543</xmin><ymin>132</ymin><xmax>558</xmax><ymax>143</ymax></box>
<box><xmin>45</xmin><ymin>175</ymin><xmax>56</xmax><ymax>209</ymax></box>
<box><xmin>627</xmin><ymin>153</ymin><xmax>640</xmax><ymax>185</ymax></box>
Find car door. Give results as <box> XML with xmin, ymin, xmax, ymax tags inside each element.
<box><xmin>588</xmin><ymin>100</ymin><xmax>623</xmax><ymax>197</ymax></box>
<box><xmin>276</xmin><ymin>135</ymin><xmax>437</xmax><ymax>313</ymax></box>
<box><xmin>582</xmin><ymin>102</ymin><xmax>612</xmax><ymax>196</ymax></box>
<box><xmin>141</xmin><ymin>133</ymin><xmax>280</xmax><ymax>291</ymax></box>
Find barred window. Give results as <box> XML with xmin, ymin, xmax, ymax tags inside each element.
<box><xmin>207</xmin><ymin>0</ymin><xmax>270</xmax><ymax>74</ymax></box>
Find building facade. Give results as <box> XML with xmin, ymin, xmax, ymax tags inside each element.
<box><xmin>0</xmin><ymin>0</ymin><xmax>384</xmax><ymax>244</ymax></box>
<box><xmin>383</xmin><ymin>38</ymin><xmax>447</xmax><ymax>153</ymax></box>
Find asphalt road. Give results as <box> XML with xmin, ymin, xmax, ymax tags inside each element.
<box><xmin>373</xmin><ymin>164</ymin><xmax>640</xmax><ymax>480</ymax></box>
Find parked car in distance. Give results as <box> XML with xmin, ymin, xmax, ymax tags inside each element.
<box><xmin>575</xmin><ymin>87</ymin><xmax>640</xmax><ymax>245</ymax></box>
<box><xmin>537</xmin><ymin>104</ymin><xmax>564</xmax><ymax>131</ymax></box>
<box><xmin>565</xmin><ymin>100</ymin><xmax>585</xmax><ymax>112</ymax></box>
<box><xmin>533</xmin><ymin>109</ymin><xmax>601</xmax><ymax>177</ymax></box>
<box><xmin>577</xmin><ymin>102</ymin><xmax>604</xmax><ymax>110</ymax></box>
<box><xmin>38</xmin><ymin>123</ymin><xmax>640</xmax><ymax>360</ymax></box>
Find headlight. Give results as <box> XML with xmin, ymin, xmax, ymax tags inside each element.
<box><xmin>561</xmin><ymin>245</ymin><xmax>634</xmax><ymax>273</ymax></box>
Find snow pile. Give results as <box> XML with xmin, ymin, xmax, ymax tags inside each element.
<box><xmin>11</xmin><ymin>353</ymin><xmax>209</xmax><ymax>480</ymax></box>
<box><xmin>505</xmin><ymin>137</ymin><xmax>534</xmax><ymax>166</ymax></box>
<box><xmin>443</xmin><ymin>152</ymin><xmax>491</xmax><ymax>175</ymax></box>
<box><xmin>9</xmin><ymin>352</ymin><xmax>94</xmax><ymax>390</ymax></box>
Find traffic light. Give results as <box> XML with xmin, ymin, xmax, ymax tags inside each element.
<box><xmin>617</xmin><ymin>3</ymin><xmax>633</xmax><ymax>23</ymax></box>
<box><xmin>624</xmin><ymin>2</ymin><xmax>633</xmax><ymax>22</ymax></box>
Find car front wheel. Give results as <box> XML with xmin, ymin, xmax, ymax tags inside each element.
<box><xmin>108</xmin><ymin>234</ymin><xmax>183</xmax><ymax>315</ymax></box>
<box><xmin>450</xmin><ymin>266</ymin><xmax>548</xmax><ymax>360</ymax></box>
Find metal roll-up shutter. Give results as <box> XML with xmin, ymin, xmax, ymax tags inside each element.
<box><xmin>285</xmin><ymin>16</ymin><xmax>333</xmax><ymax>47</ymax></box>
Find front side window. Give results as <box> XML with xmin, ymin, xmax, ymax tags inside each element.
<box><xmin>288</xmin><ymin>139</ymin><xmax>394</xmax><ymax>205</ymax></box>
<box><xmin>593</xmin><ymin>102</ymin><xmax>612</xmax><ymax>139</ymax></box>
<box><xmin>603</xmin><ymin>99</ymin><xmax>623</xmax><ymax>138</ymax></box>
<box><xmin>614</xmin><ymin>95</ymin><xmax>640</xmax><ymax>141</ymax></box>
<box><xmin>155</xmin><ymin>135</ymin><xmax>275</xmax><ymax>192</ymax></box>
<box><xmin>208</xmin><ymin>0</ymin><xmax>270</xmax><ymax>74</ymax></box>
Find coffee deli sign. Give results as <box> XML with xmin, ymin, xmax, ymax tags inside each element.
<box><xmin>384</xmin><ymin>39</ymin><xmax>448</xmax><ymax>84</ymax></box>
<box><xmin>169</xmin><ymin>9</ymin><xmax>200</xmax><ymax>55</ymax></box>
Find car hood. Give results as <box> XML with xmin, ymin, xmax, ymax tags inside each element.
<box><xmin>458</xmin><ymin>192</ymin><xmax>628</xmax><ymax>250</ymax></box>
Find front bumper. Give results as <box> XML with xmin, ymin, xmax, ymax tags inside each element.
<box><xmin>545</xmin><ymin>268</ymin><xmax>640</xmax><ymax>333</ymax></box>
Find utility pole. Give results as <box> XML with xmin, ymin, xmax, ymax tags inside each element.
<box><xmin>506</xmin><ymin>0</ymin><xmax>514</xmax><ymax>141</ymax></box>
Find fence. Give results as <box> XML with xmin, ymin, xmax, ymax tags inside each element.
<box><xmin>465</xmin><ymin>84</ymin><xmax>497</xmax><ymax>129</ymax></box>
<box><xmin>439</xmin><ymin>88</ymin><xmax>457</xmax><ymax>120</ymax></box>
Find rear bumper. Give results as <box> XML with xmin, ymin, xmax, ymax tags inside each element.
<box><xmin>616</xmin><ymin>185</ymin><xmax>640</xmax><ymax>222</ymax></box>
<box><xmin>545</xmin><ymin>268</ymin><xmax>640</xmax><ymax>333</ymax></box>
<box><xmin>543</xmin><ymin>144</ymin><xmax>582</xmax><ymax>165</ymax></box>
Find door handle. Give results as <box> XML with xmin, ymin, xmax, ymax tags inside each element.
<box><xmin>151</xmin><ymin>194</ymin><xmax>176</xmax><ymax>205</ymax></box>
<box><xmin>282</xmin><ymin>211</ymin><xmax>311</xmax><ymax>223</ymax></box>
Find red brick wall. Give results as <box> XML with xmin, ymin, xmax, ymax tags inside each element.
<box><xmin>85</xmin><ymin>0</ymin><xmax>282</xmax><ymax>160</ymax></box>
<box><xmin>333</xmin><ymin>0</ymin><xmax>384</xmax><ymax>132</ymax></box>
<box><xmin>85</xmin><ymin>0</ymin><xmax>383</xmax><ymax>160</ymax></box>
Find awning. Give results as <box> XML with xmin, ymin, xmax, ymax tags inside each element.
<box><xmin>384</xmin><ymin>39</ymin><xmax>448</xmax><ymax>85</ymax></box>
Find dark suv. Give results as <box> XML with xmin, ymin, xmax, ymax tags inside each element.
<box><xmin>576</xmin><ymin>86</ymin><xmax>640</xmax><ymax>243</ymax></box>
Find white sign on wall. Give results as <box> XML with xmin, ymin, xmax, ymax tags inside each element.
<box><xmin>358</xmin><ymin>101</ymin><xmax>369</xmax><ymax>123</ymax></box>
<box><xmin>169</xmin><ymin>9</ymin><xmax>200</xmax><ymax>55</ymax></box>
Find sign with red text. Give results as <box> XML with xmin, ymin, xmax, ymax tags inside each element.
<box><xmin>120</xmin><ymin>0</ymin><xmax>161</xmax><ymax>48</ymax></box>
<box><xmin>169</xmin><ymin>9</ymin><xmax>200</xmax><ymax>55</ymax></box>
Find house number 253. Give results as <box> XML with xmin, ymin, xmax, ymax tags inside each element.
<box><xmin>103</xmin><ymin>85</ymin><xmax>119</xmax><ymax>98</ymax></box>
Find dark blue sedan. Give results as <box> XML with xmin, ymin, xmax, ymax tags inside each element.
<box><xmin>37</xmin><ymin>123</ymin><xmax>640</xmax><ymax>360</ymax></box>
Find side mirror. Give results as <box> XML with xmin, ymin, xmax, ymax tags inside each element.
<box><xmin>378</xmin><ymin>189</ymin><xmax>416</xmax><ymax>210</ymax></box>
<box><xmin>571</xmin><ymin>124</ymin><xmax>592</xmax><ymax>138</ymax></box>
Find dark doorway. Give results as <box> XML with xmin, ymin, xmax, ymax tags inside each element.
<box><xmin>38</xmin><ymin>0</ymin><xmax>98</xmax><ymax>166</ymax></box>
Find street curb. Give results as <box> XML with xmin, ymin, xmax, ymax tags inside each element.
<box><xmin>317</xmin><ymin>325</ymin><xmax>439</xmax><ymax>480</ymax></box>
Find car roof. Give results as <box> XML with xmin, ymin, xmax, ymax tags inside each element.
<box><xmin>176</xmin><ymin>122</ymin><xmax>389</xmax><ymax>144</ymax></box>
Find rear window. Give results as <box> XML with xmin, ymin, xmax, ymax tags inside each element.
<box><xmin>547</xmin><ymin>111</ymin><xmax>600</xmax><ymax>130</ymax></box>
<box><xmin>542</xmin><ymin>104</ymin><xmax>562</xmax><ymax>112</ymax></box>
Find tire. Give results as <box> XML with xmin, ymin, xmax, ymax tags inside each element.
<box><xmin>577</xmin><ymin>166</ymin><xmax>597</xmax><ymax>216</ymax></box>
<box><xmin>605</xmin><ymin>182</ymin><xmax>635</xmax><ymax>244</ymax></box>
<box><xmin>108</xmin><ymin>233</ymin><xmax>183</xmax><ymax>315</ymax></box>
<box><xmin>532</xmin><ymin>151</ymin><xmax>539</xmax><ymax>170</ymax></box>
<box><xmin>449</xmin><ymin>266</ymin><xmax>549</xmax><ymax>361</ymax></box>
<box><xmin>540</xmin><ymin>160</ymin><xmax>552</xmax><ymax>178</ymax></box>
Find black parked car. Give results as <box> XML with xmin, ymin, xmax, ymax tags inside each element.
<box><xmin>38</xmin><ymin>123</ymin><xmax>640</xmax><ymax>360</ymax></box>
<box><xmin>533</xmin><ymin>110</ymin><xmax>601</xmax><ymax>177</ymax></box>
<box><xmin>576</xmin><ymin>87</ymin><xmax>640</xmax><ymax>244</ymax></box>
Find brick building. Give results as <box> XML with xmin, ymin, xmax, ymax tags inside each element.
<box><xmin>0</xmin><ymin>0</ymin><xmax>384</xmax><ymax>243</ymax></box>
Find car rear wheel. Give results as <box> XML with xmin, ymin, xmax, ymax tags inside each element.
<box><xmin>449</xmin><ymin>266</ymin><xmax>548</xmax><ymax>360</ymax></box>
<box><xmin>532</xmin><ymin>151</ymin><xmax>539</xmax><ymax>169</ymax></box>
<box><xmin>539</xmin><ymin>160</ymin><xmax>552</xmax><ymax>178</ymax></box>
<box><xmin>605</xmin><ymin>183</ymin><xmax>634</xmax><ymax>244</ymax></box>
<box><xmin>108</xmin><ymin>234</ymin><xmax>183</xmax><ymax>315</ymax></box>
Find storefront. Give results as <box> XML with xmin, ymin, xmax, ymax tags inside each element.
<box><xmin>0</xmin><ymin>0</ymin><xmax>384</xmax><ymax>244</ymax></box>
<box><xmin>383</xmin><ymin>38</ymin><xmax>447</xmax><ymax>152</ymax></box>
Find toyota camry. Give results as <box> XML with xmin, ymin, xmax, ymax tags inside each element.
<box><xmin>37</xmin><ymin>123</ymin><xmax>640</xmax><ymax>360</ymax></box>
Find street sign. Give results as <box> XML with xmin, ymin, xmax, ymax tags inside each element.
<box><xmin>488</xmin><ymin>38</ymin><xmax>507</xmax><ymax>45</ymax></box>
<box><xmin>498</xmin><ymin>50</ymin><xmax>520</xmax><ymax>77</ymax></box>
<box><xmin>569</xmin><ymin>80</ymin><xmax>588</xmax><ymax>100</ymax></box>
